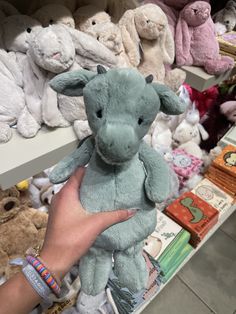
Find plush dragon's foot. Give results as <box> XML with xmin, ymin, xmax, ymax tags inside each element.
<box><xmin>76</xmin><ymin>290</ymin><xmax>115</xmax><ymax>314</ymax></box>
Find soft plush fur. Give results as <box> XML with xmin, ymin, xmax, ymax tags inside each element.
<box><xmin>0</xmin><ymin>187</ymin><xmax>48</xmax><ymax>279</ymax></box>
<box><xmin>119</xmin><ymin>3</ymin><xmax>185</xmax><ymax>91</ymax></box>
<box><xmin>74</xmin><ymin>5</ymin><xmax>111</xmax><ymax>32</ymax></box>
<box><xmin>213</xmin><ymin>0</ymin><xmax>236</xmax><ymax>32</ymax></box>
<box><xmin>28</xmin><ymin>0</ymin><xmax>77</xmax><ymax>14</ymax></box>
<box><xmin>175</xmin><ymin>1</ymin><xmax>234</xmax><ymax>75</ymax></box>
<box><xmin>173</xmin><ymin>107</ymin><xmax>209</xmax><ymax>159</ymax></box>
<box><xmin>86</xmin><ymin>21</ymin><xmax>131</xmax><ymax>68</ymax></box>
<box><xmin>32</xmin><ymin>4</ymin><xmax>75</xmax><ymax>28</ymax></box>
<box><xmin>49</xmin><ymin>67</ymin><xmax>186</xmax><ymax>313</ymax></box>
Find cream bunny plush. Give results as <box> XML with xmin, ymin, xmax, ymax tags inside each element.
<box><xmin>119</xmin><ymin>4</ymin><xmax>185</xmax><ymax>91</ymax></box>
<box><xmin>86</xmin><ymin>21</ymin><xmax>131</xmax><ymax>68</ymax></box>
<box><xmin>76</xmin><ymin>0</ymin><xmax>138</xmax><ymax>22</ymax></box>
<box><xmin>74</xmin><ymin>5</ymin><xmax>111</xmax><ymax>32</ymax></box>
<box><xmin>32</xmin><ymin>4</ymin><xmax>75</xmax><ymax>28</ymax></box>
<box><xmin>172</xmin><ymin>106</ymin><xmax>209</xmax><ymax>159</ymax></box>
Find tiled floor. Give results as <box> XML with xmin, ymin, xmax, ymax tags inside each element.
<box><xmin>143</xmin><ymin>211</ymin><xmax>236</xmax><ymax>314</ymax></box>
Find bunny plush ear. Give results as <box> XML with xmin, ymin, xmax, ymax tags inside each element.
<box><xmin>161</xmin><ymin>24</ymin><xmax>175</xmax><ymax>64</ymax></box>
<box><xmin>49</xmin><ymin>69</ymin><xmax>97</xmax><ymax>96</ymax></box>
<box><xmin>197</xmin><ymin>124</ymin><xmax>209</xmax><ymax>141</ymax></box>
<box><xmin>175</xmin><ymin>10</ymin><xmax>192</xmax><ymax>66</ymax></box>
<box><xmin>119</xmin><ymin>9</ymin><xmax>141</xmax><ymax>67</ymax></box>
<box><xmin>151</xmin><ymin>83</ymin><xmax>187</xmax><ymax>115</ymax></box>
<box><xmin>0</xmin><ymin>1</ymin><xmax>19</xmax><ymax>17</ymax></box>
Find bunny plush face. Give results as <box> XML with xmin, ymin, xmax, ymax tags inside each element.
<box><xmin>182</xmin><ymin>2</ymin><xmax>211</xmax><ymax>27</ymax></box>
<box><xmin>28</xmin><ymin>25</ymin><xmax>75</xmax><ymax>73</ymax></box>
<box><xmin>32</xmin><ymin>4</ymin><xmax>75</xmax><ymax>28</ymax></box>
<box><xmin>87</xmin><ymin>22</ymin><xmax>123</xmax><ymax>55</ymax></box>
<box><xmin>74</xmin><ymin>5</ymin><xmax>110</xmax><ymax>32</ymax></box>
<box><xmin>50</xmin><ymin>67</ymin><xmax>185</xmax><ymax>164</ymax></box>
<box><xmin>2</xmin><ymin>15</ymin><xmax>41</xmax><ymax>52</ymax></box>
<box><xmin>135</xmin><ymin>4</ymin><xmax>168</xmax><ymax>40</ymax></box>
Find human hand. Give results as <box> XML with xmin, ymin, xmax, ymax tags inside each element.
<box><xmin>40</xmin><ymin>167</ymin><xmax>135</xmax><ymax>280</ymax></box>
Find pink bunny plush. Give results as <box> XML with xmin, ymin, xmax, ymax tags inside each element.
<box><xmin>175</xmin><ymin>1</ymin><xmax>234</xmax><ymax>75</ymax></box>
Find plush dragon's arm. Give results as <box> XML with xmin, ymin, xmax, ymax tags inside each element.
<box><xmin>50</xmin><ymin>136</ymin><xmax>95</xmax><ymax>184</ymax></box>
<box><xmin>139</xmin><ymin>141</ymin><xmax>170</xmax><ymax>203</ymax></box>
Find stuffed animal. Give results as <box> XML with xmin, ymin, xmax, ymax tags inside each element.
<box><xmin>184</xmin><ymin>84</ymin><xmax>219</xmax><ymax>118</ymax></box>
<box><xmin>213</xmin><ymin>0</ymin><xmax>236</xmax><ymax>33</ymax></box>
<box><xmin>86</xmin><ymin>21</ymin><xmax>131</xmax><ymax>68</ymax></box>
<box><xmin>151</xmin><ymin>113</ymin><xmax>173</xmax><ymax>150</ymax></box>
<box><xmin>32</xmin><ymin>4</ymin><xmax>75</xmax><ymax>28</ymax></box>
<box><xmin>49</xmin><ymin>66</ymin><xmax>186</xmax><ymax>313</ymax></box>
<box><xmin>74</xmin><ymin>5</ymin><xmax>111</xmax><ymax>32</ymax></box>
<box><xmin>76</xmin><ymin>0</ymin><xmax>138</xmax><ymax>23</ymax></box>
<box><xmin>172</xmin><ymin>106</ymin><xmax>209</xmax><ymax>159</ymax></box>
<box><xmin>175</xmin><ymin>1</ymin><xmax>234</xmax><ymax>75</ymax></box>
<box><xmin>144</xmin><ymin>0</ymin><xmax>210</xmax><ymax>37</ymax></box>
<box><xmin>119</xmin><ymin>3</ymin><xmax>185</xmax><ymax>91</ymax></box>
<box><xmin>22</xmin><ymin>24</ymin><xmax>117</xmax><ymax>137</ymax></box>
<box><xmin>0</xmin><ymin>187</ymin><xmax>48</xmax><ymax>280</ymax></box>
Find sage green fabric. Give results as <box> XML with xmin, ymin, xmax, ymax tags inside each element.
<box><xmin>50</xmin><ymin>67</ymin><xmax>186</xmax><ymax>296</ymax></box>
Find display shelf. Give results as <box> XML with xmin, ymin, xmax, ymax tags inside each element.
<box><xmin>182</xmin><ymin>66</ymin><xmax>236</xmax><ymax>92</ymax></box>
<box><xmin>136</xmin><ymin>204</ymin><xmax>236</xmax><ymax>314</ymax></box>
<box><xmin>0</xmin><ymin>126</ymin><xmax>79</xmax><ymax>190</ymax></box>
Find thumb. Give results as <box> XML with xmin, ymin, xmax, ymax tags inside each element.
<box><xmin>93</xmin><ymin>209</ymin><xmax>137</xmax><ymax>234</ymax></box>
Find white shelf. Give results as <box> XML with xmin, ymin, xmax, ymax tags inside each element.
<box><xmin>0</xmin><ymin>126</ymin><xmax>79</xmax><ymax>190</ymax></box>
<box><xmin>182</xmin><ymin>66</ymin><xmax>235</xmax><ymax>92</ymax></box>
<box><xmin>136</xmin><ymin>204</ymin><xmax>236</xmax><ymax>314</ymax></box>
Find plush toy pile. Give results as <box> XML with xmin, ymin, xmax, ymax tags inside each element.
<box><xmin>0</xmin><ymin>0</ymin><xmax>234</xmax><ymax>144</ymax></box>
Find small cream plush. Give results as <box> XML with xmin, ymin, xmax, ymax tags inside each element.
<box><xmin>119</xmin><ymin>3</ymin><xmax>185</xmax><ymax>91</ymax></box>
<box><xmin>32</xmin><ymin>4</ymin><xmax>75</xmax><ymax>28</ymax></box>
<box><xmin>74</xmin><ymin>5</ymin><xmax>111</xmax><ymax>32</ymax></box>
<box><xmin>76</xmin><ymin>0</ymin><xmax>138</xmax><ymax>22</ymax></box>
<box><xmin>86</xmin><ymin>21</ymin><xmax>131</xmax><ymax>68</ymax></box>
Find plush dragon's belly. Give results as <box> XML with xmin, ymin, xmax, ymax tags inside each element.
<box><xmin>80</xmin><ymin>152</ymin><xmax>156</xmax><ymax>250</ymax></box>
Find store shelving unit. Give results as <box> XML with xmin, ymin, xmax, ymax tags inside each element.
<box><xmin>136</xmin><ymin>204</ymin><xmax>236</xmax><ymax>314</ymax></box>
<box><xmin>182</xmin><ymin>66</ymin><xmax>236</xmax><ymax>92</ymax></box>
<box><xmin>0</xmin><ymin>126</ymin><xmax>78</xmax><ymax>189</ymax></box>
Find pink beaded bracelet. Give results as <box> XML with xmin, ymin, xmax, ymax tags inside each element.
<box><xmin>26</xmin><ymin>255</ymin><xmax>61</xmax><ymax>296</ymax></box>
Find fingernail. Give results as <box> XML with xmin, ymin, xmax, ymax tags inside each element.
<box><xmin>127</xmin><ymin>209</ymin><xmax>137</xmax><ymax>218</ymax></box>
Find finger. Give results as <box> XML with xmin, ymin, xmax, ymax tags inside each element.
<box><xmin>60</xmin><ymin>167</ymin><xmax>85</xmax><ymax>197</ymax></box>
<box><xmin>93</xmin><ymin>209</ymin><xmax>137</xmax><ymax>234</ymax></box>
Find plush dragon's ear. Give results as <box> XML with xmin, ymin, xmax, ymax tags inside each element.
<box><xmin>151</xmin><ymin>83</ymin><xmax>187</xmax><ymax>115</ymax></box>
<box><xmin>49</xmin><ymin>68</ymin><xmax>97</xmax><ymax>96</ymax></box>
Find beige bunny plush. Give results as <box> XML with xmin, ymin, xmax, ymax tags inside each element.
<box><xmin>86</xmin><ymin>21</ymin><xmax>131</xmax><ymax>68</ymax></box>
<box><xmin>32</xmin><ymin>4</ymin><xmax>75</xmax><ymax>28</ymax></box>
<box><xmin>74</xmin><ymin>4</ymin><xmax>111</xmax><ymax>32</ymax></box>
<box><xmin>119</xmin><ymin>3</ymin><xmax>185</xmax><ymax>91</ymax></box>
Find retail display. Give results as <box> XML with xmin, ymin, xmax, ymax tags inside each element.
<box><xmin>0</xmin><ymin>0</ymin><xmax>236</xmax><ymax>313</ymax></box>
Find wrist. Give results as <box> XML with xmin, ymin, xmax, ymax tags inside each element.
<box><xmin>40</xmin><ymin>249</ymin><xmax>68</xmax><ymax>281</ymax></box>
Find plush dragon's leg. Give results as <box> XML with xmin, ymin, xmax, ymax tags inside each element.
<box><xmin>113</xmin><ymin>242</ymin><xmax>148</xmax><ymax>292</ymax></box>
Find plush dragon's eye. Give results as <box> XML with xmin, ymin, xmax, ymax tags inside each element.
<box><xmin>138</xmin><ymin>117</ymin><xmax>143</xmax><ymax>125</ymax></box>
<box><xmin>96</xmin><ymin>109</ymin><xmax>103</xmax><ymax>118</ymax></box>
<box><xmin>26</xmin><ymin>27</ymin><xmax>32</xmax><ymax>33</ymax></box>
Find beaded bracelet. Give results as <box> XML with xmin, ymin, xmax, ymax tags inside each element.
<box><xmin>26</xmin><ymin>255</ymin><xmax>61</xmax><ymax>296</ymax></box>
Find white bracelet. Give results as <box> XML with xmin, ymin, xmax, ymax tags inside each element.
<box><xmin>22</xmin><ymin>262</ymin><xmax>53</xmax><ymax>307</ymax></box>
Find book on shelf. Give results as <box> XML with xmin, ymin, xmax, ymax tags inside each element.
<box><xmin>192</xmin><ymin>178</ymin><xmax>235</xmax><ymax>217</ymax></box>
<box><xmin>108</xmin><ymin>252</ymin><xmax>162</xmax><ymax>314</ymax></box>
<box><xmin>164</xmin><ymin>192</ymin><xmax>219</xmax><ymax>247</ymax></box>
<box><xmin>217</xmin><ymin>31</ymin><xmax>236</xmax><ymax>55</ymax></box>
